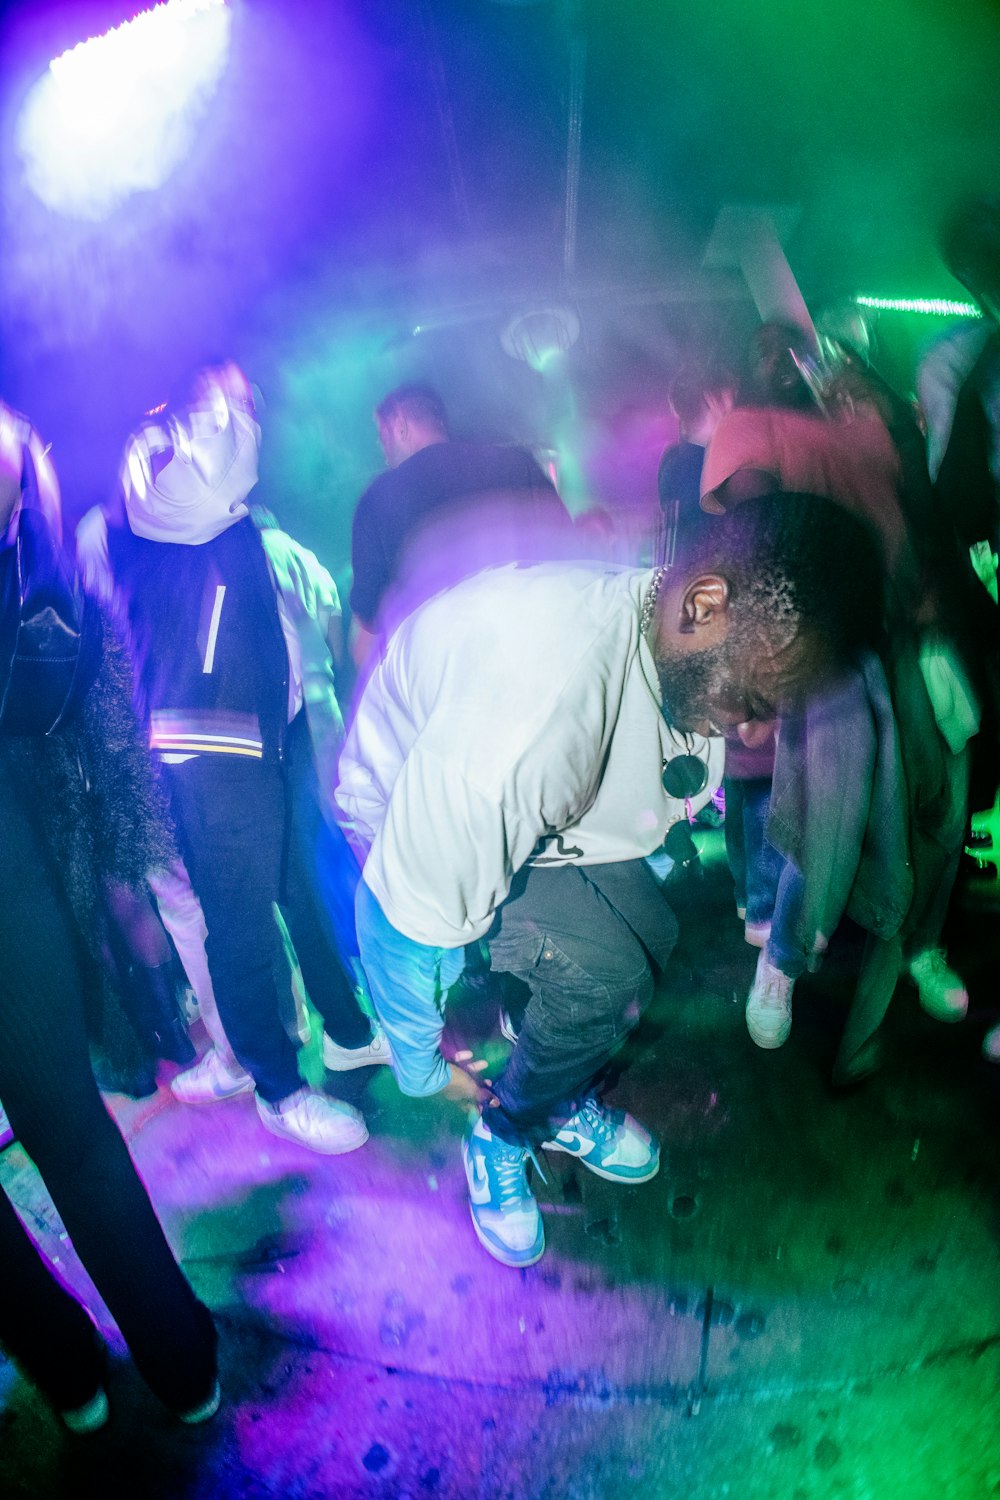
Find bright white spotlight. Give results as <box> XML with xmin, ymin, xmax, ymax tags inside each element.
<box><xmin>17</xmin><ymin>0</ymin><xmax>232</xmax><ymax>220</ymax></box>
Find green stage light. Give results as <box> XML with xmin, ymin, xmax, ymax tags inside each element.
<box><xmin>853</xmin><ymin>295</ymin><xmax>982</xmax><ymax>318</ymax></box>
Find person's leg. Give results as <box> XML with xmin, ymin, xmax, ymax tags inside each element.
<box><xmin>280</xmin><ymin>713</ymin><xmax>389</xmax><ymax>1069</ymax></box>
<box><xmin>741</xmin><ymin>777</ymin><xmax>785</xmax><ymax>939</ymax></box>
<box><xmin>165</xmin><ymin>758</ymin><xmax>368</xmax><ymax>1150</ymax></box>
<box><xmin>150</xmin><ymin>858</ymin><xmax>238</xmax><ymax>1065</ymax></box>
<box><xmin>0</xmin><ymin>765</ymin><xmax>217</xmax><ymax>1414</ymax></box>
<box><xmin>0</xmin><ymin>1186</ymin><xmax>107</xmax><ymax>1417</ymax></box>
<box><xmin>745</xmin><ymin>858</ymin><xmax>806</xmax><ymax>1050</ymax></box>
<box><xmin>282</xmin><ymin>743</ymin><xmax>375</xmax><ymax>1052</ymax></box>
<box><xmin>485</xmin><ymin>863</ymin><xmax>660</xmax><ymax>1146</ymax></box>
<box><xmin>904</xmin><ymin>745</ymin><xmax>972</xmax><ymax>1021</ymax></box>
<box><xmin>285</xmin><ymin>712</ymin><xmax>365</xmax><ymax>968</ymax></box>
<box><xmin>165</xmin><ymin>758</ymin><xmax>303</xmax><ymax>1103</ymax></box>
<box><xmin>762</xmin><ymin>861</ymin><xmax>809</xmax><ymax>980</ymax></box>
<box><xmin>723</xmin><ymin>775</ymin><xmax>748</xmax><ymax>917</ymax></box>
<box><xmin>353</xmin><ymin>879</ymin><xmax>462</xmax><ymax>1099</ymax></box>
<box><xmin>460</xmin><ymin>863</ymin><xmax>665</xmax><ymax>1267</ymax></box>
<box><xmin>102</xmin><ymin>879</ymin><xmax>195</xmax><ymax>1065</ymax></box>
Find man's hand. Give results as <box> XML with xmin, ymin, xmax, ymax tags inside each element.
<box><xmin>441</xmin><ymin>1050</ymin><xmax>493</xmax><ymax>1109</ymax></box>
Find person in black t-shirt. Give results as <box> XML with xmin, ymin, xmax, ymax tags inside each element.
<box><xmin>349</xmin><ymin>384</ymin><xmax>573</xmax><ymax>669</ymax></box>
<box><xmin>656</xmin><ymin>364</ymin><xmax>735</xmax><ymax>567</ymax></box>
<box><xmin>348</xmin><ymin>384</ymin><xmax>574</xmax><ymax>1021</ymax></box>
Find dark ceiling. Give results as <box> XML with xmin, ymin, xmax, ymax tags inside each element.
<box><xmin>1</xmin><ymin>0</ymin><xmax>999</xmax><ymax>558</ymax></box>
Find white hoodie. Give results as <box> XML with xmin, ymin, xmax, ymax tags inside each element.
<box><xmin>121</xmin><ymin>398</ymin><xmax>261</xmax><ymax>546</ymax></box>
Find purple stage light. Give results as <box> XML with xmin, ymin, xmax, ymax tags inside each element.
<box><xmin>16</xmin><ymin>0</ymin><xmax>232</xmax><ymax>220</ymax></box>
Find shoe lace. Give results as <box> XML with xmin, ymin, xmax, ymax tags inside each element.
<box><xmin>493</xmin><ymin>1141</ymin><xmax>546</xmax><ymax>1207</ymax></box>
<box><xmin>757</xmin><ymin>965</ymin><xmax>792</xmax><ymax>1005</ymax></box>
<box><xmin>576</xmin><ymin>1098</ymin><xmax>618</xmax><ymax>1145</ymax></box>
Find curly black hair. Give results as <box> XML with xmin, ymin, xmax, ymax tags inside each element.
<box><xmin>681</xmin><ymin>491</ymin><xmax>886</xmax><ymax>672</ymax></box>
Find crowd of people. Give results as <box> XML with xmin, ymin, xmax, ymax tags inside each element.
<box><xmin>1</xmin><ymin>194</ymin><xmax>998</xmax><ymax>1432</ymax></box>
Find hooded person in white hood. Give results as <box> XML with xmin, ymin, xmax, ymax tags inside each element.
<box><xmin>79</xmin><ymin>363</ymin><xmax>389</xmax><ymax>1154</ymax></box>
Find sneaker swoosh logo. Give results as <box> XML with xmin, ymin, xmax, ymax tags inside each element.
<box><xmin>553</xmin><ymin>1133</ymin><xmax>594</xmax><ymax>1157</ymax></box>
<box><xmin>468</xmin><ymin>1154</ymin><xmax>492</xmax><ymax>1205</ymax></box>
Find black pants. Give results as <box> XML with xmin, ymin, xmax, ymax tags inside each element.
<box><xmin>486</xmin><ymin>860</ymin><xmax>677</xmax><ymax>1145</ymax></box>
<box><xmin>164</xmin><ymin>732</ymin><xmax>369</xmax><ymax>1103</ymax></box>
<box><xmin>0</xmin><ymin>750</ymin><xmax>216</xmax><ymax>1412</ymax></box>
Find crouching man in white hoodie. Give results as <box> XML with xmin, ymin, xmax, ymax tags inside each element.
<box><xmin>336</xmin><ymin>492</ymin><xmax>885</xmax><ymax>1266</ymax></box>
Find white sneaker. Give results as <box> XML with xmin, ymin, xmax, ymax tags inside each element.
<box><xmin>908</xmin><ymin>948</ymin><xmax>969</xmax><ymax>1023</ymax></box>
<box><xmin>746</xmin><ymin>950</ymin><xmax>794</xmax><ymax>1049</ymax></box>
<box><xmin>321</xmin><ymin>1025</ymin><xmax>393</xmax><ymax>1071</ymax></box>
<box><xmin>256</xmin><ymin>1087</ymin><xmax>368</xmax><ymax>1155</ymax></box>
<box><xmin>170</xmin><ymin>1048</ymin><xmax>254</xmax><ymax>1104</ymax></box>
<box><xmin>982</xmin><ymin>1023</ymin><xmax>1000</xmax><ymax>1062</ymax></box>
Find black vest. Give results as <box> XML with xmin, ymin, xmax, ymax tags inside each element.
<box><xmin>108</xmin><ymin>519</ymin><xmax>289</xmax><ymax>763</ymax></box>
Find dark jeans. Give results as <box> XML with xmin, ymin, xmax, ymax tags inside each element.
<box><xmin>284</xmin><ymin>711</ymin><xmax>364</xmax><ymax>973</ymax></box>
<box><xmin>283</xmin><ymin>713</ymin><xmax>371</xmax><ymax>1034</ymax></box>
<box><xmin>486</xmin><ymin>861</ymin><xmax>675</xmax><ymax>1146</ymax></box>
<box><xmin>0</xmin><ymin>750</ymin><xmax>216</xmax><ymax>1412</ymax></box>
<box><xmin>165</xmin><ymin>740</ymin><xmax>369</xmax><ymax>1104</ymax></box>
<box><xmin>723</xmin><ymin>775</ymin><xmax>785</xmax><ymax>925</ymax></box>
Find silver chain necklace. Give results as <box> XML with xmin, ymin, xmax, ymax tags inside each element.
<box><xmin>640</xmin><ymin>566</ymin><xmax>666</xmax><ymax>637</ymax></box>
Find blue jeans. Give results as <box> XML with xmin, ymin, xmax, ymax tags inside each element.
<box><xmin>723</xmin><ymin>776</ymin><xmax>785</xmax><ymax>925</ymax></box>
<box><xmin>356</xmin><ymin>860</ymin><xmax>671</xmax><ymax>1146</ymax></box>
<box><xmin>764</xmin><ymin>861</ymin><xmax>809</xmax><ymax>979</ymax></box>
<box><xmin>354</xmin><ymin>880</ymin><xmax>463</xmax><ymax>1099</ymax></box>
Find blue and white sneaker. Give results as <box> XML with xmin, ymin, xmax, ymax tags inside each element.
<box><xmin>542</xmin><ymin>1099</ymin><xmax>660</xmax><ymax>1183</ymax></box>
<box><xmin>462</xmin><ymin>1117</ymin><xmax>545</xmax><ymax>1268</ymax></box>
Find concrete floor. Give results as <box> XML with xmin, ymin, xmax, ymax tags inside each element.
<box><xmin>2</xmin><ymin>830</ymin><xmax>999</xmax><ymax>1500</ymax></box>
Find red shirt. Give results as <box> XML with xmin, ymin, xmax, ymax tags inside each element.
<box><xmin>701</xmin><ymin>402</ymin><xmax>907</xmax><ymax>581</ymax></box>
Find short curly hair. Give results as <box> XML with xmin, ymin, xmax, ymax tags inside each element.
<box><xmin>682</xmin><ymin>491</ymin><xmax>885</xmax><ymax>670</ymax></box>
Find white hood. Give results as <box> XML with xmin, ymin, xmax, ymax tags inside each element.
<box><xmin>122</xmin><ymin>395</ymin><xmax>262</xmax><ymax>546</ymax></box>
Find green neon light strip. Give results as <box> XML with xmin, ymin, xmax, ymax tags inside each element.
<box><xmin>853</xmin><ymin>295</ymin><xmax>982</xmax><ymax>318</ymax></box>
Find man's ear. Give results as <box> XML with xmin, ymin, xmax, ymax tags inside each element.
<box><xmin>679</xmin><ymin>575</ymin><xmax>729</xmax><ymax>634</ymax></box>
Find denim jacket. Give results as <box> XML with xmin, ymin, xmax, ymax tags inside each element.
<box><xmin>767</xmin><ymin>650</ymin><xmax>914</xmax><ymax>953</ymax></box>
